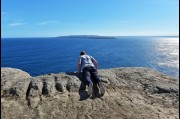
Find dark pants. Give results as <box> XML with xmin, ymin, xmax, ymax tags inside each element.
<box><xmin>82</xmin><ymin>66</ymin><xmax>101</xmax><ymax>86</ymax></box>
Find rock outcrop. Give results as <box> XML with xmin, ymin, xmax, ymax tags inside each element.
<box><xmin>1</xmin><ymin>67</ymin><xmax>179</xmax><ymax>119</ymax></box>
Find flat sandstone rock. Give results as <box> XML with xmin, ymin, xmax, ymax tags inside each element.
<box><xmin>1</xmin><ymin>67</ymin><xmax>179</xmax><ymax>119</ymax></box>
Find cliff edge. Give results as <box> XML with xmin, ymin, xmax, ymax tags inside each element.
<box><xmin>1</xmin><ymin>67</ymin><xmax>179</xmax><ymax>119</ymax></box>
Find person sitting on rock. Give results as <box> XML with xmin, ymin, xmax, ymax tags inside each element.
<box><xmin>78</xmin><ymin>51</ymin><xmax>105</xmax><ymax>95</ymax></box>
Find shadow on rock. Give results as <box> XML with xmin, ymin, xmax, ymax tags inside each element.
<box><xmin>65</xmin><ymin>72</ymin><xmax>82</xmax><ymax>80</ymax></box>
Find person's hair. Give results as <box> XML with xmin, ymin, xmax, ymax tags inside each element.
<box><xmin>80</xmin><ymin>51</ymin><xmax>86</xmax><ymax>55</ymax></box>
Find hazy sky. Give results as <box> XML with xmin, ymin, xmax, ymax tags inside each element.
<box><xmin>1</xmin><ymin>0</ymin><xmax>179</xmax><ymax>38</ymax></box>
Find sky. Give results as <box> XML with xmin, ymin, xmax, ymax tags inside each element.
<box><xmin>1</xmin><ymin>0</ymin><xmax>179</xmax><ymax>38</ymax></box>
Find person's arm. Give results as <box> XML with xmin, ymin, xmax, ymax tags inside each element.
<box><xmin>91</xmin><ymin>56</ymin><xmax>98</xmax><ymax>69</ymax></box>
<box><xmin>78</xmin><ymin>57</ymin><xmax>81</xmax><ymax>74</ymax></box>
<box><xmin>94</xmin><ymin>60</ymin><xmax>98</xmax><ymax>69</ymax></box>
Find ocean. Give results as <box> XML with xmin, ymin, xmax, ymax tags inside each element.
<box><xmin>1</xmin><ymin>36</ymin><xmax>179</xmax><ymax>79</ymax></box>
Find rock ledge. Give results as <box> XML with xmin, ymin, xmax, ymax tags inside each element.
<box><xmin>1</xmin><ymin>67</ymin><xmax>179</xmax><ymax>119</ymax></box>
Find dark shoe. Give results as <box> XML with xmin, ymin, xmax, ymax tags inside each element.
<box><xmin>87</xmin><ymin>83</ymin><xmax>93</xmax><ymax>95</ymax></box>
<box><xmin>98</xmin><ymin>82</ymin><xmax>105</xmax><ymax>95</ymax></box>
<box><xmin>93</xmin><ymin>83</ymin><xmax>100</xmax><ymax>96</ymax></box>
<box><xmin>79</xmin><ymin>83</ymin><xmax>86</xmax><ymax>91</ymax></box>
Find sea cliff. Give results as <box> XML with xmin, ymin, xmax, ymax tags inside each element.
<box><xmin>1</xmin><ymin>67</ymin><xmax>179</xmax><ymax>119</ymax></box>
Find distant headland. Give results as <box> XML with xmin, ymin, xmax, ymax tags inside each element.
<box><xmin>55</xmin><ymin>35</ymin><xmax>179</xmax><ymax>39</ymax></box>
<box><xmin>56</xmin><ymin>35</ymin><xmax>117</xmax><ymax>39</ymax></box>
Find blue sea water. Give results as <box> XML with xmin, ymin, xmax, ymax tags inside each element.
<box><xmin>1</xmin><ymin>37</ymin><xmax>179</xmax><ymax>79</ymax></box>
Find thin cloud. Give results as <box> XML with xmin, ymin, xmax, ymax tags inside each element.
<box><xmin>36</xmin><ymin>20</ymin><xmax>58</xmax><ymax>25</ymax></box>
<box><xmin>9</xmin><ymin>22</ymin><xmax>26</xmax><ymax>26</ymax></box>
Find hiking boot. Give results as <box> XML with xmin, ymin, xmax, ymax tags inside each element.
<box><xmin>87</xmin><ymin>83</ymin><xmax>93</xmax><ymax>95</ymax></box>
<box><xmin>98</xmin><ymin>82</ymin><xmax>105</xmax><ymax>95</ymax></box>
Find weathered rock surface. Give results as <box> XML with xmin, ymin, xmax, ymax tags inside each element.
<box><xmin>1</xmin><ymin>67</ymin><xmax>179</xmax><ymax>119</ymax></box>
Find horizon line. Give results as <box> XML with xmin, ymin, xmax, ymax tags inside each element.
<box><xmin>1</xmin><ymin>35</ymin><xmax>179</xmax><ymax>39</ymax></box>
